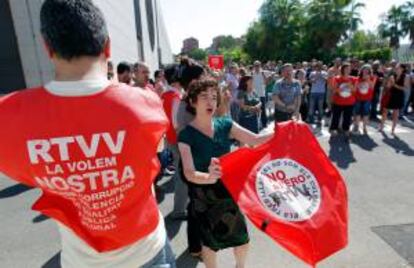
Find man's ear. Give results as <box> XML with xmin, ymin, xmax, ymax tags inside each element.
<box><xmin>104</xmin><ymin>38</ymin><xmax>111</xmax><ymax>59</ymax></box>
<box><xmin>42</xmin><ymin>38</ymin><xmax>54</xmax><ymax>58</ymax></box>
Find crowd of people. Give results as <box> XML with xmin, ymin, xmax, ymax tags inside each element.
<box><xmin>104</xmin><ymin>55</ymin><xmax>414</xmax><ymax>268</ymax></box>
<box><xmin>112</xmin><ymin>56</ymin><xmax>414</xmax><ymax>139</ymax></box>
<box><xmin>1</xmin><ymin>1</ymin><xmax>413</xmax><ymax>268</ymax></box>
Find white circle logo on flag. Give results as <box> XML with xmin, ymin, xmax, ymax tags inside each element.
<box><xmin>358</xmin><ymin>82</ymin><xmax>369</xmax><ymax>95</ymax></box>
<box><xmin>339</xmin><ymin>83</ymin><xmax>351</xmax><ymax>98</ymax></box>
<box><xmin>256</xmin><ymin>158</ymin><xmax>322</xmax><ymax>222</ymax></box>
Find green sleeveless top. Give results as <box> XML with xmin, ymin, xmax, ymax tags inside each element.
<box><xmin>178</xmin><ymin>116</ymin><xmax>233</xmax><ymax>173</ymax></box>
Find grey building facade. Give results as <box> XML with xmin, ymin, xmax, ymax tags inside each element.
<box><xmin>0</xmin><ymin>0</ymin><xmax>173</xmax><ymax>94</ymax></box>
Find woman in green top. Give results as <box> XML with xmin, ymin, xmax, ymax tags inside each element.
<box><xmin>178</xmin><ymin>79</ymin><xmax>274</xmax><ymax>268</ymax></box>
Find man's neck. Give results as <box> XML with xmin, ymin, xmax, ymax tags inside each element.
<box><xmin>54</xmin><ymin>56</ymin><xmax>107</xmax><ymax>81</ymax></box>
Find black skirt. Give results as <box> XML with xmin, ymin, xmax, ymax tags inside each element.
<box><xmin>188</xmin><ymin>181</ymin><xmax>249</xmax><ymax>251</ymax></box>
<box><xmin>386</xmin><ymin>87</ymin><xmax>405</xmax><ymax>110</ymax></box>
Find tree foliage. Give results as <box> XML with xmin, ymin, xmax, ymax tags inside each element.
<box><xmin>401</xmin><ymin>1</ymin><xmax>414</xmax><ymax>47</ymax></box>
<box><xmin>187</xmin><ymin>0</ymin><xmax>413</xmax><ymax>64</ymax></box>
<box><xmin>378</xmin><ymin>5</ymin><xmax>406</xmax><ymax>49</ymax></box>
<box><xmin>377</xmin><ymin>1</ymin><xmax>414</xmax><ymax>49</ymax></box>
<box><xmin>243</xmin><ymin>0</ymin><xmax>366</xmax><ymax>62</ymax></box>
<box><xmin>187</xmin><ymin>48</ymin><xmax>207</xmax><ymax>61</ymax></box>
<box><xmin>341</xmin><ymin>30</ymin><xmax>388</xmax><ymax>52</ymax></box>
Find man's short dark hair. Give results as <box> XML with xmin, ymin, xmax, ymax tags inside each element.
<box><xmin>40</xmin><ymin>0</ymin><xmax>109</xmax><ymax>60</ymax></box>
<box><xmin>154</xmin><ymin>70</ymin><xmax>163</xmax><ymax>79</ymax></box>
<box><xmin>117</xmin><ymin>62</ymin><xmax>132</xmax><ymax>74</ymax></box>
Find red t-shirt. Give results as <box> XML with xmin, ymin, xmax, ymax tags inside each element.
<box><xmin>332</xmin><ymin>76</ymin><xmax>357</xmax><ymax>106</ymax></box>
<box><xmin>161</xmin><ymin>90</ymin><xmax>181</xmax><ymax>144</ymax></box>
<box><xmin>0</xmin><ymin>84</ymin><xmax>168</xmax><ymax>252</ymax></box>
<box><xmin>355</xmin><ymin>76</ymin><xmax>376</xmax><ymax>101</ymax></box>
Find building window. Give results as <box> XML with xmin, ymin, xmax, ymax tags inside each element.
<box><xmin>133</xmin><ymin>0</ymin><xmax>144</xmax><ymax>60</ymax></box>
<box><xmin>145</xmin><ymin>0</ymin><xmax>155</xmax><ymax>51</ymax></box>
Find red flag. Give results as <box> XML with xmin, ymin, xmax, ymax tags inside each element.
<box><xmin>219</xmin><ymin>121</ymin><xmax>348</xmax><ymax>266</ymax></box>
<box><xmin>208</xmin><ymin>55</ymin><xmax>224</xmax><ymax>70</ymax></box>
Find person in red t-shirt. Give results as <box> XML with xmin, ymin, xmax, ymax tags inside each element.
<box><xmin>330</xmin><ymin>63</ymin><xmax>357</xmax><ymax>138</ymax></box>
<box><xmin>161</xmin><ymin>64</ymin><xmax>188</xmax><ymax>220</ymax></box>
<box><xmin>0</xmin><ymin>1</ymin><xmax>174</xmax><ymax>267</ymax></box>
<box><xmin>353</xmin><ymin>65</ymin><xmax>376</xmax><ymax>135</ymax></box>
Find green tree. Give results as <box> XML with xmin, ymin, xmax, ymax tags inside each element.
<box><xmin>261</xmin><ymin>0</ymin><xmax>304</xmax><ymax>61</ymax></box>
<box><xmin>401</xmin><ymin>0</ymin><xmax>414</xmax><ymax>47</ymax></box>
<box><xmin>188</xmin><ymin>48</ymin><xmax>207</xmax><ymax>61</ymax></box>
<box><xmin>216</xmin><ymin>35</ymin><xmax>238</xmax><ymax>50</ymax></box>
<box><xmin>304</xmin><ymin>0</ymin><xmax>363</xmax><ymax>57</ymax></box>
<box><xmin>348</xmin><ymin>0</ymin><xmax>365</xmax><ymax>36</ymax></box>
<box><xmin>243</xmin><ymin>22</ymin><xmax>267</xmax><ymax>61</ymax></box>
<box><xmin>342</xmin><ymin>30</ymin><xmax>388</xmax><ymax>52</ymax></box>
<box><xmin>243</xmin><ymin>0</ymin><xmax>365</xmax><ymax>62</ymax></box>
<box><xmin>378</xmin><ymin>5</ymin><xmax>406</xmax><ymax>49</ymax></box>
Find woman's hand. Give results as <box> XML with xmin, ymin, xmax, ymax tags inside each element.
<box><xmin>254</xmin><ymin>105</ymin><xmax>261</xmax><ymax>114</ymax></box>
<box><xmin>207</xmin><ymin>158</ymin><xmax>222</xmax><ymax>183</ymax></box>
<box><xmin>292</xmin><ymin>112</ymin><xmax>301</xmax><ymax>121</ymax></box>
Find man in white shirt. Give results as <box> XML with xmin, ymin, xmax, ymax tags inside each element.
<box><xmin>226</xmin><ymin>64</ymin><xmax>240</xmax><ymax>122</ymax></box>
<box><xmin>308</xmin><ymin>63</ymin><xmax>328</xmax><ymax>123</ymax></box>
<box><xmin>252</xmin><ymin>60</ymin><xmax>269</xmax><ymax>128</ymax></box>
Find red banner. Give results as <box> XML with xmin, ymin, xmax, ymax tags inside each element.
<box><xmin>208</xmin><ymin>55</ymin><xmax>224</xmax><ymax>70</ymax></box>
<box><xmin>220</xmin><ymin>121</ymin><xmax>348</xmax><ymax>266</ymax></box>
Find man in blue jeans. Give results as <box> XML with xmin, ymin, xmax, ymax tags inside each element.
<box><xmin>308</xmin><ymin>63</ymin><xmax>328</xmax><ymax>124</ymax></box>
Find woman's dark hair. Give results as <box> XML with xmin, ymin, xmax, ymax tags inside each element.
<box><xmin>239</xmin><ymin>68</ymin><xmax>247</xmax><ymax>77</ymax></box>
<box><xmin>164</xmin><ymin>64</ymin><xmax>181</xmax><ymax>85</ymax></box>
<box><xmin>180</xmin><ymin>56</ymin><xmax>190</xmax><ymax>67</ymax></box>
<box><xmin>399</xmin><ymin>63</ymin><xmax>408</xmax><ymax>74</ymax></box>
<box><xmin>180</xmin><ymin>64</ymin><xmax>205</xmax><ymax>90</ymax></box>
<box><xmin>340</xmin><ymin>62</ymin><xmax>351</xmax><ymax>75</ymax></box>
<box><xmin>40</xmin><ymin>0</ymin><xmax>108</xmax><ymax>60</ymax></box>
<box><xmin>185</xmin><ymin>78</ymin><xmax>221</xmax><ymax>115</ymax></box>
<box><xmin>238</xmin><ymin>75</ymin><xmax>252</xmax><ymax>92</ymax></box>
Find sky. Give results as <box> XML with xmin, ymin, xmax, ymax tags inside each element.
<box><xmin>159</xmin><ymin>0</ymin><xmax>409</xmax><ymax>54</ymax></box>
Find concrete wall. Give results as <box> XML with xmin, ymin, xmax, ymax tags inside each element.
<box><xmin>156</xmin><ymin>4</ymin><xmax>173</xmax><ymax>66</ymax></box>
<box><xmin>9</xmin><ymin>0</ymin><xmax>53</xmax><ymax>87</ymax></box>
<box><xmin>94</xmin><ymin>0</ymin><xmax>140</xmax><ymax>66</ymax></box>
<box><xmin>7</xmin><ymin>0</ymin><xmax>172</xmax><ymax>89</ymax></box>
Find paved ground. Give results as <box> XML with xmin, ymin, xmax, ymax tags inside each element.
<box><xmin>0</xmin><ymin>118</ymin><xmax>413</xmax><ymax>268</ymax></box>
